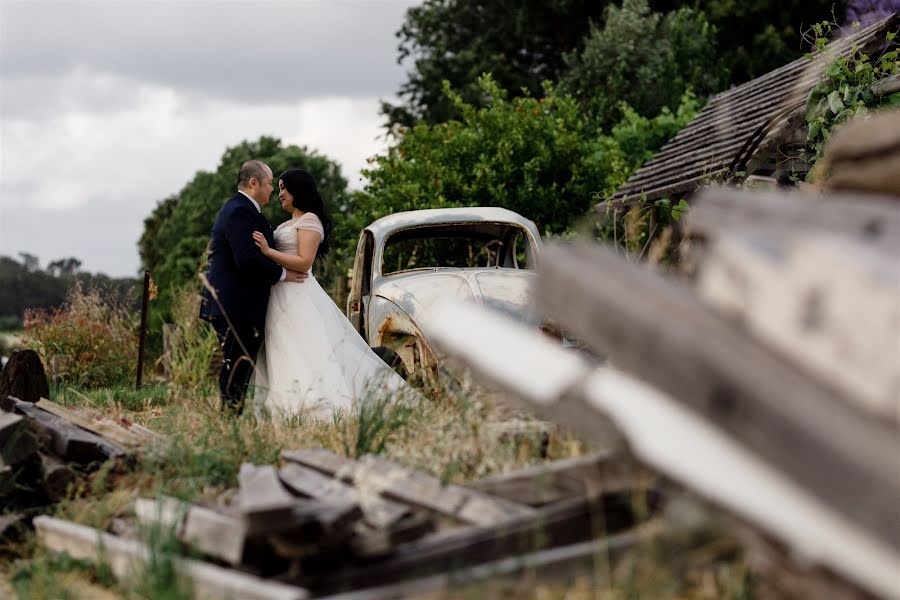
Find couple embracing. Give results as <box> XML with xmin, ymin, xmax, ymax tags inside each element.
<box><xmin>200</xmin><ymin>160</ymin><xmax>412</xmax><ymax>419</ymax></box>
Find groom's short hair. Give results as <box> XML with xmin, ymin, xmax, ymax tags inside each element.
<box><xmin>238</xmin><ymin>160</ymin><xmax>268</xmax><ymax>188</ymax></box>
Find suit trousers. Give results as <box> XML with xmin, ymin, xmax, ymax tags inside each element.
<box><xmin>209</xmin><ymin>316</ymin><xmax>264</xmax><ymax>414</ymax></box>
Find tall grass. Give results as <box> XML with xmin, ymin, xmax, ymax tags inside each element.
<box><xmin>163</xmin><ymin>286</ymin><xmax>219</xmax><ymax>394</ymax></box>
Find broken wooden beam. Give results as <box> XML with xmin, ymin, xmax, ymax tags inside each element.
<box><xmin>307</xmin><ymin>494</ymin><xmax>634</xmax><ymax>593</ymax></box>
<box><xmin>39</xmin><ymin>453</ymin><xmax>78</xmax><ymax>501</ymax></box>
<box><xmin>423</xmin><ymin>300</ymin><xmax>900</xmax><ymax>599</ymax></box>
<box><xmin>34</xmin><ymin>516</ymin><xmax>309</xmax><ymax>600</ymax></box>
<box><xmin>279</xmin><ymin>462</ymin><xmax>409</xmax><ymax>529</ymax></box>
<box><xmin>686</xmin><ymin>186</ymin><xmax>900</xmax><ymax>249</ymax></box>
<box><xmin>2</xmin><ymin>396</ymin><xmax>125</xmax><ymax>464</ymax></box>
<box><xmin>35</xmin><ymin>398</ymin><xmax>155</xmax><ymax>448</ymax></box>
<box><xmin>0</xmin><ymin>411</ymin><xmax>38</xmax><ymax>466</ymax></box>
<box><xmin>282</xmin><ymin>449</ymin><xmax>536</xmax><ymax>526</ymax></box>
<box><xmin>695</xmin><ymin>229</ymin><xmax>900</xmax><ymax>426</ymax></box>
<box><xmin>467</xmin><ymin>450</ymin><xmax>642</xmax><ymax>507</ymax></box>
<box><xmin>534</xmin><ymin>243</ymin><xmax>900</xmax><ymax>553</ymax></box>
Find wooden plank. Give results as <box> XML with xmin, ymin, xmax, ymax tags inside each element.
<box><xmin>318</xmin><ymin>526</ymin><xmax>649</xmax><ymax>600</ymax></box>
<box><xmin>34</xmin><ymin>516</ymin><xmax>309</xmax><ymax>600</ymax></box>
<box><xmin>238</xmin><ymin>463</ymin><xmax>300</xmax><ymax>534</ymax></box>
<box><xmin>422</xmin><ymin>301</ymin><xmax>900</xmax><ymax>599</ymax></box>
<box><xmin>696</xmin><ymin>229</ymin><xmax>900</xmax><ymax>425</ymax></box>
<box><xmin>305</xmin><ymin>495</ymin><xmax>636</xmax><ymax>594</ymax></box>
<box><xmin>687</xmin><ymin>186</ymin><xmax>900</xmax><ymax>250</ymax></box>
<box><xmin>182</xmin><ymin>505</ymin><xmax>247</xmax><ymax>565</ymax></box>
<box><xmin>36</xmin><ymin>398</ymin><xmax>146</xmax><ymax>448</ymax></box>
<box><xmin>0</xmin><ymin>411</ymin><xmax>38</xmax><ymax>466</ymax></box>
<box><xmin>282</xmin><ymin>449</ymin><xmax>537</xmax><ymax>526</ymax></box>
<box><xmin>2</xmin><ymin>396</ymin><xmax>125</xmax><ymax>463</ymax></box>
<box><xmin>279</xmin><ymin>462</ymin><xmax>409</xmax><ymax>529</ymax></box>
<box><xmin>39</xmin><ymin>453</ymin><xmax>77</xmax><ymax>501</ymax></box>
<box><xmin>467</xmin><ymin>450</ymin><xmax>639</xmax><ymax>507</ymax></box>
<box><xmin>532</xmin><ymin>243</ymin><xmax>900</xmax><ymax>551</ymax></box>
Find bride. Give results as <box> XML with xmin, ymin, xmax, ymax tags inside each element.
<box><xmin>250</xmin><ymin>168</ymin><xmax>413</xmax><ymax>419</ymax></box>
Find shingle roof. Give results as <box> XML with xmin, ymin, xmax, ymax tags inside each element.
<box><xmin>609</xmin><ymin>14</ymin><xmax>898</xmax><ymax>203</ymax></box>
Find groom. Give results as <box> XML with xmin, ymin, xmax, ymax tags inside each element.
<box><xmin>200</xmin><ymin>160</ymin><xmax>307</xmax><ymax>414</ymax></box>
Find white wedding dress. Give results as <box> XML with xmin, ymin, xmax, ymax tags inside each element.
<box><xmin>253</xmin><ymin>213</ymin><xmax>414</xmax><ymax>420</ymax></box>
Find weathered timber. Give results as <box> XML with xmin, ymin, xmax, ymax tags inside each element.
<box><xmin>306</xmin><ymin>495</ymin><xmax>635</xmax><ymax>593</ymax></box>
<box><xmin>282</xmin><ymin>449</ymin><xmax>536</xmax><ymax>526</ymax></box>
<box><xmin>238</xmin><ymin>464</ymin><xmax>301</xmax><ymax>534</ymax></box>
<box><xmin>3</xmin><ymin>396</ymin><xmax>125</xmax><ymax>463</ymax></box>
<box><xmin>0</xmin><ymin>411</ymin><xmax>38</xmax><ymax>466</ymax></box>
<box><xmin>319</xmin><ymin>525</ymin><xmax>650</xmax><ymax>600</ymax></box>
<box><xmin>182</xmin><ymin>504</ymin><xmax>247</xmax><ymax>565</ymax></box>
<box><xmin>349</xmin><ymin>511</ymin><xmax>435</xmax><ymax>559</ymax></box>
<box><xmin>534</xmin><ymin>243</ymin><xmax>900</xmax><ymax>551</ymax></box>
<box><xmin>34</xmin><ymin>516</ymin><xmax>309</xmax><ymax>600</ymax></box>
<box><xmin>35</xmin><ymin>398</ymin><xmax>149</xmax><ymax>448</ymax></box>
<box><xmin>696</xmin><ymin>229</ymin><xmax>900</xmax><ymax>426</ymax></box>
<box><xmin>687</xmin><ymin>186</ymin><xmax>900</xmax><ymax>249</ymax></box>
<box><xmin>423</xmin><ymin>301</ymin><xmax>900</xmax><ymax>599</ymax></box>
<box><xmin>0</xmin><ymin>349</ymin><xmax>49</xmax><ymax>404</ymax></box>
<box><xmin>267</xmin><ymin>499</ymin><xmax>362</xmax><ymax>560</ymax></box>
<box><xmin>39</xmin><ymin>453</ymin><xmax>77</xmax><ymax>501</ymax></box>
<box><xmin>820</xmin><ymin>109</ymin><xmax>900</xmax><ymax>197</ymax></box>
<box><xmin>279</xmin><ymin>462</ymin><xmax>409</xmax><ymax>529</ymax></box>
<box><xmin>467</xmin><ymin>450</ymin><xmax>640</xmax><ymax>507</ymax></box>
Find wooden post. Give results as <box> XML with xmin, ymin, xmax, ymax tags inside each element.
<box><xmin>136</xmin><ymin>271</ymin><xmax>150</xmax><ymax>389</ymax></box>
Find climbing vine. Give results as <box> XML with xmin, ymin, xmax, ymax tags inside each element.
<box><xmin>804</xmin><ymin>21</ymin><xmax>899</xmax><ymax>168</ymax></box>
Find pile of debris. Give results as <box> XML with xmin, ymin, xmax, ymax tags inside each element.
<box><xmin>0</xmin><ymin>349</ymin><xmax>162</xmax><ymax>535</ymax></box>
<box><xmin>35</xmin><ymin>447</ymin><xmax>652</xmax><ymax>598</ymax></box>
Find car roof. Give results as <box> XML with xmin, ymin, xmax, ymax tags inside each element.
<box><xmin>365</xmin><ymin>207</ymin><xmax>538</xmax><ymax>239</ymax></box>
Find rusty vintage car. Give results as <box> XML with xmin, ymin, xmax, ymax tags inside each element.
<box><xmin>346</xmin><ymin>207</ymin><xmax>543</xmax><ymax>382</ymax></box>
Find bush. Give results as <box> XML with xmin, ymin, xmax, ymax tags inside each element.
<box><xmin>355</xmin><ymin>75</ymin><xmax>602</xmax><ymax>247</ymax></box>
<box><xmin>24</xmin><ymin>283</ymin><xmax>138</xmax><ymax>388</ymax></box>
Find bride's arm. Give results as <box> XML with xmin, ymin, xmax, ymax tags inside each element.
<box><xmin>252</xmin><ymin>229</ymin><xmax>320</xmax><ymax>273</ymax></box>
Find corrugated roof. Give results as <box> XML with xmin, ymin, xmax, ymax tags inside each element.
<box><xmin>609</xmin><ymin>14</ymin><xmax>898</xmax><ymax>203</ymax></box>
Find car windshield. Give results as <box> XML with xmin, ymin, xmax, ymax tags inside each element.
<box><xmin>381</xmin><ymin>223</ymin><xmax>532</xmax><ymax>275</ymax></box>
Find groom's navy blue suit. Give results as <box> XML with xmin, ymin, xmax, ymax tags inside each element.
<box><xmin>201</xmin><ymin>192</ymin><xmax>282</xmax><ymax>412</ymax></box>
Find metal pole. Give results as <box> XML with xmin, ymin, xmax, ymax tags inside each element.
<box><xmin>136</xmin><ymin>271</ymin><xmax>150</xmax><ymax>389</ymax></box>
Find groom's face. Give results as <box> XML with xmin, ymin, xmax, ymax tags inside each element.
<box><xmin>254</xmin><ymin>167</ymin><xmax>275</xmax><ymax>206</ymax></box>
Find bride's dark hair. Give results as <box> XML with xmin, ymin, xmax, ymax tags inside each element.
<box><xmin>280</xmin><ymin>168</ymin><xmax>333</xmax><ymax>257</ymax></box>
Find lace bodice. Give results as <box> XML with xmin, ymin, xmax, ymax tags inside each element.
<box><xmin>273</xmin><ymin>213</ymin><xmax>324</xmax><ymax>256</ymax></box>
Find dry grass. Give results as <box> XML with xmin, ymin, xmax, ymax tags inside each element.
<box><xmin>1</xmin><ymin>367</ymin><xmax>753</xmax><ymax>599</ymax></box>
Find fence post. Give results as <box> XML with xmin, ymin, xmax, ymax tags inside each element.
<box><xmin>136</xmin><ymin>271</ymin><xmax>150</xmax><ymax>389</ymax></box>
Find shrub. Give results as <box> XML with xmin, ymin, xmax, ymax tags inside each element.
<box><xmin>356</xmin><ymin>75</ymin><xmax>602</xmax><ymax>249</ymax></box>
<box><xmin>164</xmin><ymin>285</ymin><xmax>219</xmax><ymax>393</ymax></box>
<box><xmin>24</xmin><ymin>282</ymin><xmax>138</xmax><ymax>388</ymax></box>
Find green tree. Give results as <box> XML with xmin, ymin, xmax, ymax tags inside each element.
<box><xmin>649</xmin><ymin>0</ymin><xmax>848</xmax><ymax>84</ymax></box>
<box><xmin>140</xmin><ymin>137</ymin><xmax>350</xmax><ymax>325</ymax></box>
<box><xmin>560</xmin><ymin>0</ymin><xmax>725</xmax><ymax>128</ymax></box>
<box><xmin>382</xmin><ymin>0</ymin><xmax>610</xmax><ymax>129</ymax></box>
<box><xmin>360</xmin><ymin>76</ymin><xmax>695</xmax><ymax>254</ymax></box>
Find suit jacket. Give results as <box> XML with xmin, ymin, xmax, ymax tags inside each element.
<box><xmin>200</xmin><ymin>193</ymin><xmax>283</xmax><ymax>329</ymax></box>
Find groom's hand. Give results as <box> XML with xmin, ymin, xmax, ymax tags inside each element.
<box><xmin>285</xmin><ymin>269</ymin><xmax>309</xmax><ymax>283</ymax></box>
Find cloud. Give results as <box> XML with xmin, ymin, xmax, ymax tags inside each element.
<box><xmin>0</xmin><ymin>1</ymin><xmax>417</xmax><ymax>278</ymax></box>
<box><xmin>1</xmin><ymin>1</ymin><xmax>414</xmax><ymax>109</ymax></box>
<box><xmin>0</xmin><ymin>74</ymin><xmax>390</xmax><ymax>276</ymax></box>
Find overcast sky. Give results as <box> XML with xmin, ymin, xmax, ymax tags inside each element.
<box><xmin>0</xmin><ymin>0</ymin><xmax>418</xmax><ymax>277</ymax></box>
